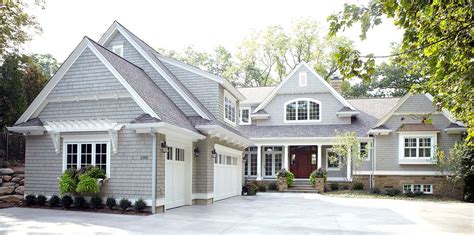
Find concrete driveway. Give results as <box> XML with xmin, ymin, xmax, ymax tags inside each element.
<box><xmin>0</xmin><ymin>193</ymin><xmax>472</xmax><ymax>234</ymax></box>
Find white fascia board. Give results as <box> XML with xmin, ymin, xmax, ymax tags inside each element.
<box><xmin>86</xmin><ymin>39</ymin><xmax>160</xmax><ymax>120</ymax></box>
<box><xmin>336</xmin><ymin>111</ymin><xmax>360</xmax><ymax>117</ymax></box>
<box><xmin>445</xmin><ymin>127</ymin><xmax>468</xmax><ymax>134</ymax></box>
<box><xmin>98</xmin><ymin>22</ymin><xmax>210</xmax><ymax>120</ymax></box>
<box><xmin>7</xmin><ymin>126</ymin><xmax>45</xmax><ymax>135</ymax></box>
<box><xmin>253</xmin><ymin>62</ymin><xmax>356</xmax><ymax>113</ymax></box>
<box><xmin>368</xmin><ymin>129</ymin><xmax>392</xmax><ymax>135</ymax></box>
<box><xmin>195</xmin><ymin>125</ymin><xmax>252</xmax><ymax>146</ymax></box>
<box><xmin>15</xmin><ymin>38</ymin><xmax>89</xmax><ymax>124</ymax></box>
<box><xmin>214</xmin><ymin>144</ymin><xmax>243</xmax><ymax>156</ymax></box>
<box><xmin>126</xmin><ymin>122</ymin><xmax>205</xmax><ymax>141</ymax></box>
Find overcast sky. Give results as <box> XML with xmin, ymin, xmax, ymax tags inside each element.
<box><xmin>24</xmin><ymin>0</ymin><xmax>403</xmax><ymax>62</ymax></box>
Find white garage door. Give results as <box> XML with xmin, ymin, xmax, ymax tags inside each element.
<box><xmin>213</xmin><ymin>145</ymin><xmax>242</xmax><ymax>201</ymax></box>
<box><xmin>165</xmin><ymin>144</ymin><xmax>191</xmax><ymax>209</ymax></box>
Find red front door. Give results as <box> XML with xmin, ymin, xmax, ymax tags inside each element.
<box><xmin>289</xmin><ymin>146</ymin><xmax>318</xmax><ymax>178</ymax></box>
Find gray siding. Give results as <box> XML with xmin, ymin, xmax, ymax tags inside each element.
<box><xmin>105</xmin><ymin>32</ymin><xmax>198</xmax><ymax>116</ymax></box>
<box><xmin>256</xmin><ymin>93</ymin><xmax>350</xmax><ymax>126</ymax></box>
<box><xmin>277</xmin><ymin>67</ymin><xmax>331</xmax><ymax>94</ymax></box>
<box><xmin>375</xmin><ymin>114</ymin><xmax>462</xmax><ymax>172</ymax></box>
<box><xmin>49</xmin><ymin>47</ymin><xmax>126</xmax><ymax>98</ymax></box>
<box><xmin>321</xmin><ymin>145</ymin><xmax>348</xmax><ymax>179</ymax></box>
<box><xmin>396</xmin><ymin>94</ymin><xmax>437</xmax><ymax>113</ymax></box>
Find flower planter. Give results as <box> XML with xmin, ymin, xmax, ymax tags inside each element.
<box><xmin>314</xmin><ymin>178</ymin><xmax>324</xmax><ymax>193</ymax></box>
<box><xmin>277</xmin><ymin>177</ymin><xmax>288</xmax><ymax>192</ymax></box>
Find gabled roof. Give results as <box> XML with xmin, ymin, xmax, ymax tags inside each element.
<box><xmin>98</xmin><ymin>21</ymin><xmax>211</xmax><ymax>120</ymax></box>
<box><xmin>15</xmin><ymin>37</ymin><xmax>160</xmax><ymax>125</ymax></box>
<box><xmin>252</xmin><ymin>62</ymin><xmax>356</xmax><ymax>113</ymax></box>
<box><xmin>238</xmin><ymin>86</ymin><xmax>276</xmax><ymax>105</ymax></box>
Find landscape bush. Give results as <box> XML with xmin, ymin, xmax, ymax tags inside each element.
<box><xmin>90</xmin><ymin>196</ymin><xmax>103</xmax><ymax>209</ymax></box>
<box><xmin>352</xmin><ymin>182</ymin><xmax>364</xmax><ymax>191</ymax></box>
<box><xmin>76</xmin><ymin>175</ymin><xmax>100</xmax><ymax>194</ymax></box>
<box><xmin>25</xmin><ymin>194</ymin><xmax>36</xmax><ymax>206</ymax></box>
<box><xmin>106</xmin><ymin>197</ymin><xmax>117</xmax><ymax>210</ymax></box>
<box><xmin>119</xmin><ymin>198</ymin><xmax>132</xmax><ymax>211</ymax></box>
<box><xmin>36</xmin><ymin>195</ymin><xmax>47</xmax><ymax>206</ymax></box>
<box><xmin>134</xmin><ymin>198</ymin><xmax>147</xmax><ymax>212</ymax></box>
<box><xmin>258</xmin><ymin>185</ymin><xmax>267</xmax><ymax>192</ymax></box>
<box><xmin>371</xmin><ymin>188</ymin><xmax>381</xmax><ymax>194</ymax></box>
<box><xmin>276</xmin><ymin>169</ymin><xmax>295</xmax><ymax>186</ymax></box>
<box><xmin>309</xmin><ymin>169</ymin><xmax>328</xmax><ymax>185</ymax></box>
<box><xmin>245</xmin><ymin>182</ymin><xmax>258</xmax><ymax>195</ymax></box>
<box><xmin>74</xmin><ymin>196</ymin><xmax>87</xmax><ymax>209</ymax></box>
<box><xmin>48</xmin><ymin>195</ymin><xmax>60</xmax><ymax>207</ymax></box>
<box><xmin>61</xmin><ymin>195</ymin><xmax>73</xmax><ymax>208</ymax></box>
<box><xmin>385</xmin><ymin>189</ymin><xmax>401</xmax><ymax>196</ymax></box>
<box><xmin>268</xmin><ymin>182</ymin><xmax>278</xmax><ymax>191</ymax></box>
<box><xmin>330</xmin><ymin>183</ymin><xmax>339</xmax><ymax>191</ymax></box>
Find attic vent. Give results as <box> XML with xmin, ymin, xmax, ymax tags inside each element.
<box><xmin>112</xmin><ymin>44</ymin><xmax>124</xmax><ymax>57</ymax></box>
<box><xmin>299</xmin><ymin>72</ymin><xmax>307</xmax><ymax>86</ymax></box>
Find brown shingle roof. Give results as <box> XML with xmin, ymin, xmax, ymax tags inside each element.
<box><xmin>397</xmin><ymin>123</ymin><xmax>440</xmax><ymax>132</ymax></box>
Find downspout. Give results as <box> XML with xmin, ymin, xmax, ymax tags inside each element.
<box><xmin>371</xmin><ymin>136</ymin><xmax>376</xmax><ymax>189</ymax></box>
<box><xmin>151</xmin><ymin>132</ymin><xmax>157</xmax><ymax>214</ymax></box>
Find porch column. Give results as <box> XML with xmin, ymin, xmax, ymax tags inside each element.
<box><xmin>283</xmin><ymin>145</ymin><xmax>289</xmax><ymax>170</ymax></box>
<box><xmin>256</xmin><ymin>145</ymin><xmax>262</xmax><ymax>180</ymax></box>
<box><xmin>317</xmin><ymin>145</ymin><xmax>322</xmax><ymax>169</ymax></box>
<box><xmin>347</xmin><ymin>151</ymin><xmax>352</xmax><ymax>181</ymax></box>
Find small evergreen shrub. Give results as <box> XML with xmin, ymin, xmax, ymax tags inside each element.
<box><xmin>134</xmin><ymin>198</ymin><xmax>147</xmax><ymax>212</ymax></box>
<box><xmin>371</xmin><ymin>188</ymin><xmax>381</xmax><ymax>194</ymax></box>
<box><xmin>404</xmin><ymin>191</ymin><xmax>415</xmax><ymax>197</ymax></box>
<box><xmin>268</xmin><ymin>182</ymin><xmax>278</xmax><ymax>191</ymax></box>
<box><xmin>106</xmin><ymin>197</ymin><xmax>117</xmax><ymax>210</ymax></box>
<box><xmin>48</xmin><ymin>195</ymin><xmax>60</xmax><ymax>207</ymax></box>
<box><xmin>25</xmin><ymin>194</ymin><xmax>36</xmax><ymax>206</ymax></box>
<box><xmin>74</xmin><ymin>196</ymin><xmax>87</xmax><ymax>209</ymax></box>
<box><xmin>414</xmin><ymin>191</ymin><xmax>424</xmax><ymax>196</ymax></box>
<box><xmin>36</xmin><ymin>195</ymin><xmax>47</xmax><ymax>206</ymax></box>
<box><xmin>90</xmin><ymin>196</ymin><xmax>103</xmax><ymax>209</ymax></box>
<box><xmin>330</xmin><ymin>183</ymin><xmax>339</xmax><ymax>191</ymax></box>
<box><xmin>258</xmin><ymin>185</ymin><xmax>267</xmax><ymax>192</ymax></box>
<box><xmin>119</xmin><ymin>198</ymin><xmax>132</xmax><ymax>211</ymax></box>
<box><xmin>352</xmin><ymin>182</ymin><xmax>364</xmax><ymax>191</ymax></box>
<box><xmin>341</xmin><ymin>185</ymin><xmax>349</xmax><ymax>190</ymax></box>
<box><xmin>385</xmin><ymin>188</ymin><xmax>401</xmax><ymax>196</ymax></box>
<box><xmin>61</xmin><ymin>195</ymin><xmax>73</xmax><ymax>208</ymax></box>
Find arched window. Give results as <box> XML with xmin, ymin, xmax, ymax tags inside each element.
<box><xmin>285</xmin><ymin>99</ymin><xmax>321</xmax><ymax>122</ymax></box>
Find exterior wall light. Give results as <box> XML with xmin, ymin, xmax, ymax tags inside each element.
<box><xmin>211</xmin><ymin>149</ymin><xmax>217</xmax><ymax>158</ymax></box>
<box><xmin>194</xmin><ymin>147</ymin><xmax>200</xmax><ymax>157</ymax></box>
<box><xmin>161</xmin><ymin>141</ymin><xmax>169</xmax><ymax>153</ymax></box>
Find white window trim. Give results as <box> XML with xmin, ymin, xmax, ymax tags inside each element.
<box><xmin>62</xmin><ymin>140</ymin><xmax>111</xmax><ymax>177</ymax></box>
<box><xmin>239</xmin><ymin>107</ymin><xmax>251</xmax><ymax>125</ymax></box>
<box><xmin>402</xmin><ymin>184</ymin><xmax>433</xmax><ymax>194</ymax></box>
<box><xmin>112</xmin><ymin>44</ymin><xmax>124</xmax><ymax>57</ymax></box>
<box><xmin>299</xmin><ymin>72</ymin><xmax>307</xmax><ymax>86</ymax></box>
<box><xmin>326</xmin><ymin>148</ymin><xmax>342</xmax><ymax>171</ymax></box>
<box><xmin>244</xmin><ymin>148</ymin><xmax>258</xmax><ymax>177</ymax></box>
<box><xmin>360</xmin><ymin>141</ymin><xmax>372</xmax><ymax>161</ymax></box>
<box><xmin>262</xmin><ymin>147</ymin><xmax>284</xmax><ymax>177</ymax></box>
<box><xmin>223</xmin><ymin>90</ymin><xmax>237</xmax><ymax>126</ymax></box>
<box><xmin>284</xmin><ymin>98</ymin><xmax>322</xmax><ymax>123</ymax></box>
<box><xmin>398</xmin><ymin>132</ymin><xmax>437</xmax><ymax>164</ymax></box>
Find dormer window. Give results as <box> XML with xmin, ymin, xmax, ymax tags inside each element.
<box><xmin>299</xmin><ymin>72</ymin><xmax>307</xmax><ymax>86</ymax></box>
<box><xmin>224</xmin><ymin>90</ymin><xmax>236</xmax><ymax>126</ymax></box>
<box><xmin>285</xmin><ymin>98</ymin><xmax>321</xmax><ymax>122</ymax></box>
<box><xmin>240</xmin><ymin>107</ymin><xmax>251</xmax><ymax>125</ymax></box>
<box><xmin>112</xmin><ymin>44</ymin><xmax>124</xmax><ymax>57</ymax></box>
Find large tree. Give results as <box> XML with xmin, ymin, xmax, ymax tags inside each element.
<box><xmin>328</xmin><ymin>0</ymin><xmax>474</xmax><ymax>143</ymax></box>
<box><xmin>0</xmin><ymin>0</ymin><xmax>42</xmax><ymax>56</ymax></box>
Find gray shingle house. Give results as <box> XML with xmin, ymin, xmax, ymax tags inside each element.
<box><xmin>9</xmin><ymin>21</ymin><xmax>467</xmax><ymax>212</ymax></box>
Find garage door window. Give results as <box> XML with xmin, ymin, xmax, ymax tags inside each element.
<box><xmin>175</xmin><ymin>148</ymin><xmax>185</xmax><ymax>161</ymax></box>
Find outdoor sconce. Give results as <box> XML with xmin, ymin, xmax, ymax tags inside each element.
<box><xmin>194</xmin><ymin>147</ymin><xmax>200</xmax><ymax>157</ymax></box>
<box><xmin>161</xmin><ymin>141</ymin><xmax>169</xmax><ymax>153</ymax></box>
<box><xmin>211</xmin><ymin>149</ymin><xmax>217</xmax><ymax>158</ymax></box>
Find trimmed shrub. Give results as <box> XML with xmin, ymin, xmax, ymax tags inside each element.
<box><xmin>258</xmin><ymin>185</ymin><xmax>267</xmax><ymax>192</ymax></box>
<box><xmin>330</xmin><ymin>183</ymin><xmax>339</xmax><ymax>191</ymax></box>
<box><xmin>268</xmin><ymin>182</ymin><xmax>278</xmax><ymax>191</ymax></box>
<box><xmin>76</xmin><ymin>175</ymin><xmax>100</xmax><ymax>194</ymax></box>
<box><xmin>25</xmin><ymin>194</ymin><xmax>36</xmax><ymax>206</ymax></box>
<box><xmin>106</xmin><ymin>197</ymin><xmax>117</xmax><ymax>210</ymax></box>
<box><xmin>352</xmin><ymin>182</ymin><xmax>364</xmax><ymax>191</ymax></box>
<box><xmin>119</xmin><ymin>198</ymin><xmax>132</xmax><ymax>211</ymax></box>
<box><xmin>61</xmin><ymin>195</ymin><xmax>73</xmax><ymax>208</ymax></box>
<box><xmin>59</xmin><ymin>173</ymin><xmax>76</xmax><ymax>196</ymax></box>
<box><xmin>48</xmin><ymin>195</ymin><xmax>60</xmax><ymax>207</ymax></box>
<box><xmin>404</xmin><ymin>191</ymin><xmax>415</xmax><ymax>197</ymax></box>
<box><xmin>74</xmin><ymin>196</ymin><xmax>87</xmax><ymax>209</ymax></box>
<box><xmin>385</xmin><ymin>189</ymin><xmax>401</xmax><ymax>196</ymax></box>
<box><xmin>414</xmin><ymin>191</ymin><xmax>424</xmax><ymax>197</ymax></box>
<box><xmin>90</xmin><ymin>196</ymin><xmax>103</xmax><ymax>209</ymax></box>
<box><xmin>134</xmin><ymin>198</ymin><xmax>147</xmax><ymax>212</ymax></box>
<box><xmin>36</xmin><ymin>195</ymin><xmax>47</xmax><ymax>206</ymax></box>
<box><xmin>309</xmin><ymin>169</ymin><xmax>328</xmax><ymax>185</ymax></box>
<box><xmin>341</xmin><ymin>185</ymin><xmax>349</xmax><ymax>190</ymax></box>
<box><xmin>371</xmin><ymin>188</ymin><xmax>381</xmax><ymax>194</ymax></box>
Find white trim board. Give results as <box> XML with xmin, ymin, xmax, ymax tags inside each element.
<box><xmin>15</xmin><ymin>37</ymin><xmax>159</xmax><ymax>124</ymax></box>
<box><xmin>98</xmin><ymin>21</ymin><xmax>210</xmax><ymax>120</ymax></box>
<box><xmin>354</xmin><ymin>170</ymin><xmax>447</xmax><ymax>176</ymax></box>
<box><xmin>253</xmin><ymin>62</ymin><xmax>355</xmax><ymax>114</ymax></box>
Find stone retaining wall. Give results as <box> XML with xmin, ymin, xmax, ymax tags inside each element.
<box><xmin>0</xmin><ymin>166</ymin><xmax>25</xmax><ymax>203</ymax></box>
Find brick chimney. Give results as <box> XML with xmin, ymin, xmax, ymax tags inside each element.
<box><xmin>330</xmin><ymin>76</ymin><xmax>342</xmax><ymax>93</ymax></box>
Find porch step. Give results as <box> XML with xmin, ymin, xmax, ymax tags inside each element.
<box><xmin>286</xmin><ymin>185</ymin><xmax>317</xmax><ymax>193</ymax></box>
<box><xmin>292</xmin><ymin>179</ymin><xmax>311</xmax><ymax>186</ymax></box>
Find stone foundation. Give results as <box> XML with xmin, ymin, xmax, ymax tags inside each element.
<box><xmin>193</xmin><ymin>198</ymin><xmax>213</xmax><ymax>205</ymax></box>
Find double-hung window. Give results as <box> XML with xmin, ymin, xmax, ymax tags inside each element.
<box><xmin>64</xmin><ymin>142</ymin><xmax>109</xmax><ymax>176</ymax></box>
<box><xmin>240</xmin><ymin>107</ymin><xmax>251</xmax><ymax>125</ymax></box>
<box><xmin>263</xmin><ymin>146</ymin><xmax>283</xmax><ymax>177</ymax></box>
<box><xmin>399</xmin><ymin>133</ymin><xmax>436</xmax><ymax>164</ymax></box>
<box><xmin>360</xmin><ymin>142</ymin><xmax>372</xmax><ymax>161</ymax></box>
<box><xmin>285</xmin><ymin>99</ymin><xmax>321</xmax><ymax>122</ymax></box>
<box><xmin>244</xmin><ymin>147</ymin><xmax>258</xmax><ymax>176</ymax></box>
<box><xmin>224</xmin><ymin>90</ymin><xmax>237</xmax><ymax>125</ymax></box>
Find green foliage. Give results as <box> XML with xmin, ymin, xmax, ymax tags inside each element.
<box><xmin>0</xmin><ymin>0</ymin><xmax>42</xmax><ymax>56</ymax></box>
<box><xmin>277</xmin><ymin>169</ymin><xmax>295</xmax><ymax>187</ymax></box>
<box><xmin>330</xmin><ymin>183</ymin><xmax>339</xmax><ymax>191</ymax></box>
<box><xmin>133</xmin><ymin>198</ymin><xmax>147</xmax><ymax>212</ymax></box>
<box><xmin>36</xmin><ymin>195</ymin><xmax>47</xmax><ymax>206</ymax></box>
<box><xmin>74</xmin><ymin>196</ymin><xmax>87</xmax><ymax>209</ymax></box>
<box><xmin>330</xmin><ymin>131</ymin><xmax>369</xmax><ymax>175</ymax></box>
<box><xmin>90</xmin><ymin>196</ymin><xmax>103</xmax><ymax>209</ymax></box>
<box><xmin>61</xmin><ymin>195</ymin><xmax>73</xmax><ymax>209</ymax></box>
<box><xmin>119</xmin><ymin>198</ymin><xmax>132</xmax><ymax>211</ymax></box>
<box><xmin>75</xmin><ymin>175</ymin><xmax>99</xmax><ymax>194</ymax></box>
<box><xmin>81</xmin><ymin>166</ymin><xmax>106</xmax><ymax>179</ymax></box>
<box><xmin>59</xmin><ymin>172</ymin><xmax>77</xmax><ymax>196</ymax></box>
<box><xmin>328</xmin><ymin>0</ymin><xmax>474</xmax><ymax>143</ymax></box>
<box><xmin>371</xmin><ymin>188</ymin><xmax>381</xmax><ymax>194</ymax></box>
<box><xmin>25</xmin><ymin>194</ymin><xmax>36</xmax><ymax>206</ymax></box>
<box><xmin>257</xmin><ymin>185</ymin><xmax>267</xmax><ymax>192</ymax></box>
<box><xmin>48</xmin><ymin>195</ymin><xmax>60</xmax><ymax>207</ymax></box>
<box><xmin>309</xmin><ymin>169</ymin><xmax>328</xmax><ymax>185</ymax></box>
<box><xmin>106</xmin><ymin>197</ymin><xmax>117</xmax><ymax>210</ymax></box>
<box><xmin>385</xmin><ymin>189</ymin><xmax>401</xmax><ymax>197</ymax></box>
<box><xmin>352</xmin><ymin>182</ymin><xmax>364</xmax><ymax>191</ymax></box>
<box><xmin>268</xmin><ymin>182</ymin><xmax>278</xmax><ymax>191</ymax></box>
<box><xmin>30</xmin><ymin>53</ymin><xmax>60</xmax><ymax>78</ymax></box>
<box><xmin>245</xmin><ymin>182</ymin><xmax>258</xmax><ymax>195</ymax></box>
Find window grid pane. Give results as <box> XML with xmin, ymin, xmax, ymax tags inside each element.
<box><xmin>241</xmin><ymin>109</ymin><xmax>249</xmax><ymax>123</ymax></box>
<box><xmin>265</xmin><ymin>154</ymin><xmax>272</xmax><ymax>176</ymax></box>
<box><xmin>66</xmin><ymin>144</ymin><xmax>78</xmax><ymax>169</ymax></box>
<box><xmin>297</xmin><ymin>101</ymin><xmax>308</xmax><ymax>120</ymax></box>
<box><xmin>286</xmin><ymin>102</ymin><xmax>296</xmax><ymax>120</ymax></box>
<box><xmin>250</xmin><ymin>154</ymin><xmax>257</xmax><ymax>175</ymax></box>
<box><xmin>80</xmin><ymin>144</ymin><xmax>92</xmax><ymax>168</ymax></box>
<box><xmin>225</xmin><ymin>97</ymin><xmax>236</xmax><ymax>123</ymax></box>
<box><xmin>309</xmin><ymin>101</ymin><xmax>319</xmax><ymax>120</ymax></box>
<box><xmin>95</xmin><ymin>144</ymin><xmax>107</xmax><ymax>172</ymax></box>
<box><xmin>274</xmin><ymin>154</ymin><xmax>282</xmax><ymax>173</ymax></box>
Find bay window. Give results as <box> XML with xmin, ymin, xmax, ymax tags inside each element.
<box><xmin>285</xmin><ymin>99</ymin><xmax>321</xmax><ymax>122</ymax></box>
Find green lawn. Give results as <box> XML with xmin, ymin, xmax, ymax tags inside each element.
<box><xmin>324</xmin><ymin>190</ymin><xmax>463</xmax><ymax>203</ymax></box>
